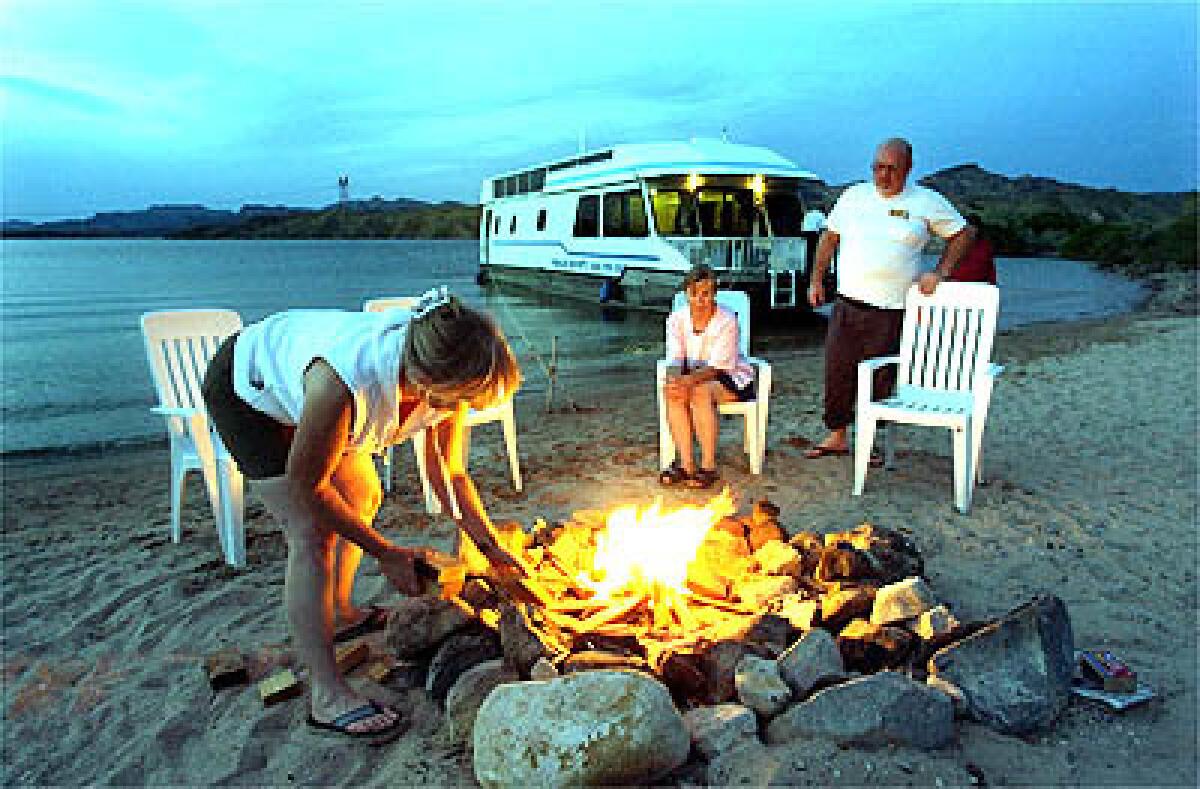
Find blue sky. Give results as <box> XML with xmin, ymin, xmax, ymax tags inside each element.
<box><xmin>2</xmin><ymin>0</ymin><xmax>1196</xmax><ymax>220</ymax></box>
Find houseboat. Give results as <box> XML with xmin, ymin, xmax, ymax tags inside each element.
<box><xmin>478</xmin><ymin>138</ymin><xmax>827</xmax><ymax>314</ymax></box>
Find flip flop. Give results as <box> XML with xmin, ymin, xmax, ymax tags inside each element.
<box><xmin>804</xmin><ymin>445</ymin><xmax>850</xmax><ymax>459</ymax></box>
<box><xmin>307</xmin><ymin>699</ymin><xmax>406</xmax><ymax>743</ymax></box>
<box><xmin>334</xmin><ymin>606</ymin><xmax>390</xmax><ymax>644</ymax></box>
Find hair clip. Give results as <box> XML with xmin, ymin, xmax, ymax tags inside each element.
<box><xmin>413</xmin><ymin>286</ymin><xmax>451</xmax><ymax>319</ymax></box>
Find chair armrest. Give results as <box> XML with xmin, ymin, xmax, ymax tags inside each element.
<box><xmin>856</xmin><ymin>355</ymin><xmax>900</xmax><ymax>408</ymax></box>
<box><xmin>859</xmin><ymin>355</ymin><xmax>900</xmax><ymax>372</ymax></box>
<box><xmin>151</xmin><ymin>405</ymin><xmax>201</xmax><ymax>418</ymax></box>
<box><xmin>656</xmin><ymin>358</ymin><xmax>670</xmax><ymax>384</ymax></box>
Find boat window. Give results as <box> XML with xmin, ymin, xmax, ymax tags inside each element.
<box><xmin>494</xmin><ymin>214</ymin><xmax>501</xmax><ymax>235</ymax></box>
<box><xmin>765</xmin><ymin>192</ymin><xmax>805</xmax><ymax>237</ymax></box>
<box><xmin>697</xmin><ymin>188</ymin><xmax>755</xmax><ymax>237</ymax></box>
<box><xmin>536</xmin><ymin>209</ymin><xmax>547</xmax><ymax>232</ymax></box>
<box><xmin>573</xmin><ymin>195</ymin><xmax>600</xmax><ymax>237</ymax></box>
<box><xmin>509</xmin><ymin>215</ymin><xmax>517</xmax><ymax>234</ymax></box>
<box><xmin>651</xmin><ymin>189</ymin><xmax>699</xmax><ymax>237</ymax></box>
<box><xmin>602</xmin><ymin>190</ymin><xmax>649</xmax><ymax>238</ymax></box>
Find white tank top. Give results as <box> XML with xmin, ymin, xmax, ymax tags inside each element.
<box><xmin>232</xmin><ymin>309</ymin><xmax>444</xmax><ymax>453</ymax></box>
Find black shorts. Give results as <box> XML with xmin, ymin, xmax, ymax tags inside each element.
<box><xmin>201</xmin><ymin>333</ymin><xmax>294</xmax><ymax>479</ymax></box>
<box><xmin>716</xmin><ymin>372</ymin><xmax>756</xmax><ymax>402</ymax></box>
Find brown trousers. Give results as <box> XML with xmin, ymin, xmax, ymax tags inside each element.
<box><xmin>822</xmin><ymin>297</ymin><xmax>905</xmax><ymax>431</ymax></box>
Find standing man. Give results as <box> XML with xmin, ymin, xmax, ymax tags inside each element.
<box><xmin>805</xmin><ymin>137</ymin><xmax>975</xmax><ymax>459</ymax></box>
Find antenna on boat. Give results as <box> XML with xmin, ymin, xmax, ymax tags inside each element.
<box><xmin>721</xmin><ymin>126</ymin><xmax>730</xmax><ymax>142</ymax></box>
<box><xmin>338</xmin><ymin>175</ymin><xmax>350</xmax><ymax>203</ymax></box>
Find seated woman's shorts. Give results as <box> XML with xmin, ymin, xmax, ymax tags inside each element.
<box><xmin>716</xmin><ymin>372</ymin><xmax>756</xmax><ymax>402</ymax></box>
<box><xmin>201</xmin><ymin>333</ymin><xmax>295</xmax><ymax>480</ymax></box>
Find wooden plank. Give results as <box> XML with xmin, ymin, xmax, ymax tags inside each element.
<box><xmin>202</xmin><ymin>647</ymin><xmax>248</xmax><ymax>691</ymax></box>
<box><xmin>335</xmin><ymin>642</ymin><xmax>370</xmax><ymax>674</ymax></box>
<box><xmin>258</xmin><ymin>668</ymin><xmax>304</xmax><ymax>706</ymax></box>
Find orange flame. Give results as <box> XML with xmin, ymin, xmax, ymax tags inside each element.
<box><xmin>579</xmin><ymin>487</ymin><xmax>735</xmax><ymax>599</ymax></box>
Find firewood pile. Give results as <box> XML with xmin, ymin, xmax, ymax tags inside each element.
<box><xmin>421</xmin><ymin>489</ymin><xmax>947</xmax><ymax>704</ymax></box>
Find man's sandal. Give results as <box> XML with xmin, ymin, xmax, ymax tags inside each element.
<box><xmin>685</xmin><ymin>468</ymin><xmax>719</xmax><ymax>489</ymax></box>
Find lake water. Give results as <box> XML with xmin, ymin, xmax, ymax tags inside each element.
<box><xmin>0</xmin><ymin>239</ymin><xmax>1146</xmax><ymax>454</ymax></box>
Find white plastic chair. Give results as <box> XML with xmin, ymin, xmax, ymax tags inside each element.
<box><xmin>363</xmin><ymin>297</ymin><xmax>522</xmax><ymax>513</ymax></box>
<box><xmin>853</xmin><ymin>282</ymin><xmax>1004</xmax><ymax>514</ymax></box>
<box><xmin>657</xmin><ymin>290</ymin><xmax>773</xmax><ymax>475</ymax></box>
<box><xmin>140</xmin><ymin>309</ymin><xmax>246</xmax><ymax>566</ymax></box>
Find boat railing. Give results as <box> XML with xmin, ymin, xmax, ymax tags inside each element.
<box><xmin>663</xmin><ymin>238</ymin><xmax>808</xmax><ymax>273</ymax></box>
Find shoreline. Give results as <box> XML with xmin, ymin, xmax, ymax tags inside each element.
<box><xmin>2</xmin><ymin>271</ymin><xmax>1196</xmax><ymax>786</ymax></box>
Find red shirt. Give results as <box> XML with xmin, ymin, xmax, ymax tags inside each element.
<box><xmin>950</xmin><ymin>237</ymin><xmax>997</xmax><ymax>285</ymax></box>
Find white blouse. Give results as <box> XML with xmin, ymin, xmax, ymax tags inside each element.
<box><xmin>664</xmin><ymin>304</ymin><xmax>754</xmax><ymax>389</ymax></box>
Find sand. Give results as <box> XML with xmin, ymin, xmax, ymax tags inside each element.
<box><xmin>2</xmin><ymin>273</ymin><xmax>1196</xmax><ymax>787</ymax></box>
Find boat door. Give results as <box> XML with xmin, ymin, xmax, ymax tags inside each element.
<box><xmin>480</xmin><ymin>209</ymin><xmax>491</xmax><ymax>264</ymax></box>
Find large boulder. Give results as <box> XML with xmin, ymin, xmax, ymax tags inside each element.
<box><xmin>766</xmin><ymin>671</ymin><xmax>954</xmax><ymax>750</ymax></box>
<box><xmin>928</xmin><ymin>594</ymin><xmax>1074</xmax><ymax>734</ymax></box>
<box><xmin>472</xmin><ymin>669</ymin><xmax>689</xmax><ymax>788</ymax></box>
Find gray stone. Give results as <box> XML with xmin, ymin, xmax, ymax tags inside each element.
<box><xmin>735</xmin><ymin>655</ymin><xmax>792</xmax><ymax>717</ymax></box>
<box><xmin>443</xmin><ymin>659</ymin><xmax>518</xmax><ymax>744</ymax></box>
<box><xmin>472</xmin><ymin>669</ymin><xmax>689</xmax><ymax>788</ymax></box>
<box><xmin>383</xmin><ymin>595</ymin><xmax>471</xmax><ymax>658</ymax></box>
<box><xmin>707</xmin><ymin>740</ymin><xmax>804</xmax><ymax>787</ymax></box>
<box><xmin>871</xmin><ymin>576</ymin><xmax>939</xmax><ymax>625</ymax></box>
<box><xmin>928</xmin><ymin>594</ymin><xmax>1074</xmax><ymax>734</ymax></box>
<box><xmin>529</xmin><ymin>657</ymin><xmax>558</xmax><ymax>680</ymax></box>
<box><xmin>777</xmin><ymin>629</ymin><xmax>845</xmax><ymax>698</ymax></box>
<box><xmin>682</xmin><ymin>703</ymin><xmax>759</xmax><ymax>760</ymax></box>
<box><xmin>425</xmin><ymin>623</ymin><xmax>501</xmax><ymax>702</ymax></box>
<box><xmin>915</xmin><ymin>605</ymin><xmax>961</xmax><ymax>640</ymax></box>
<box><xmin>766</xmin><ymin>671</ymin><xmax>954</xmax><ymax>750</ymax></box>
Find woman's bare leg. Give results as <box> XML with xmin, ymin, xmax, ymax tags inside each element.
<box><xmin>665</xmin><ymin>387</ymin><xmax>697</xmax><ymax>473</ymax></box>
<box><xmin>691</xmin><ymin>380</ymin><xmax>738</xmax><ymax>470</ymax></box>
<box><xmin>255</xmin><ymin>464</ymin><xmax>397</xmax><ymax>733</ymax></box>
<box><xmin>330</xmin><ymin>453</ymin><xmax>380</xmax><ymax>621</ymax></box>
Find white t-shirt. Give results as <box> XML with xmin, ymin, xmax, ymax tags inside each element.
<box><xmin>826</xmin><ymin>182</ymin><xmax>966</xmax><ymax>309</ymax></box>
<box><xmin>665</xmin><ymin>304</ymin><xmax>754</xmax><ymax>389</ymax></box>
<box><xmin>232</xmin><ymin>309</ymin><xmax>445</xmax><ymax>454</ymax></box>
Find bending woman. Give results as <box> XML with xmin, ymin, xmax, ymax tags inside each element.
<box><xmin>201</xmin><ymin>288</ymin><xmax>523</xmax><ymax>740</ymax></box>
<box><xmin>660</xmin><ymin>265</ymin><xmax>755</xmax><ymax>489</ymax></box>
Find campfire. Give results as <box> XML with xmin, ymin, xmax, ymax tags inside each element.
<box><xmin>423</xmin><ymin>488</ymin><xmax>929</xmax><ymax>701</ymax></box>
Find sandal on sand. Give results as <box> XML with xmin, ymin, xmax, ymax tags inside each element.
<box><xmin>804</xmin><ymin>445</ymin><xmax>850</xmax><ymax>459</ymax></box>
<box><xmin>307</xmin><ymin>700</ymin><xmax>406</xmax><ymax>743</ymax></box>
<box><xmin>685</xmin><ymin>468</ymin><xmax>719</xmax><ymax>489</ymax></box>
<box><xmin>334</xmin><ymin>606</ymin><xmax>390</xmax><ymax>644</ymax></box>
<box><xmin>658</xmin><ymin>461</ymin><xmax>692</xmax><ymax>487</ymax></box>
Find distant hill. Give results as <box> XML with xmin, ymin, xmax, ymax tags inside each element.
<box><xmin>1</xmin><ymin>204</ymin><xmax>306</xmax><ymax>238</ymax></box>
<box><xmin>4</xmin><ymin>165</ymin><xmax>1193</xmax><ymax>271</ymax></box>
<box><xmin>171</xmin><ymin>201</ymin><xmax>479</xmax><ymax>240</ymax></box>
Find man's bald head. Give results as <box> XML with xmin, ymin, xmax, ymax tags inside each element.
<box><xmin>872</xmin><ymin>137</ymin><xmax>912</xmax><ymax>197</ymax></box>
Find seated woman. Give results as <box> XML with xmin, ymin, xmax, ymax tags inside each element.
<box><xmin>201</xmin><ymin>287</ymin><xmax>524</xmax><ymax>742</ymax></box>
<box><xmin>660</xmin><ymin>265</ymin><xmax>755</xmax><ymax>489</ymax></box>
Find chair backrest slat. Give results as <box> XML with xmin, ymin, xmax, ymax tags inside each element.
<box><xmin>142</xmin><ymin>310</ymin><xmax>243</xmax><ymax>411</ymax></box>
<box><xmin>364</xmin><ymin>296</ymin><xmax>420</xmax><ymax>313</ymax></box>
<box><xmin>897</xmin><ymin>283</ymin><xmax>999</xmax><ymax>394</ymax></box>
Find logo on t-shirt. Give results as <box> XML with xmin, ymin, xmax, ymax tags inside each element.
<box><xmin>888</xmin><ymin>209</ymin><xmax>910</xmax><ymax>220</ymax></box>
